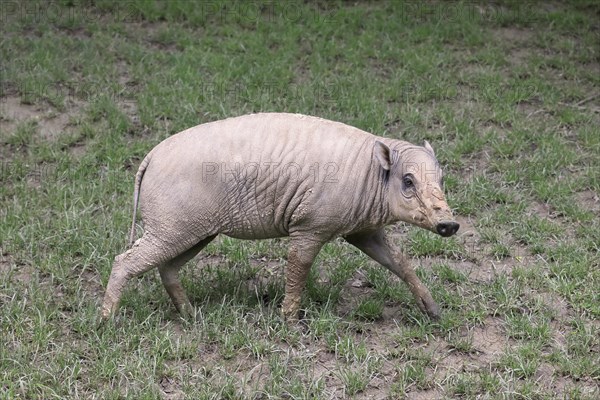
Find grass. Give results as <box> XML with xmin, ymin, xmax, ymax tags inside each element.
<box><xmin>1</xmin><ymin>0</ymin><xmax>599</xmax><ymax>398</ymax></box>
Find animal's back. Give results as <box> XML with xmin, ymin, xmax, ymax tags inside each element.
<box><xmin>158</xmin><ymin>113</ymin><xmax>373</xmax><ymax>161</ymax></box>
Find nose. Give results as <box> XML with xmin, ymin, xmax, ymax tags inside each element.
<box><xmin>436</xmin><ymin>221</ymin><xmax>459</xmax><ymax>237</ymax></box>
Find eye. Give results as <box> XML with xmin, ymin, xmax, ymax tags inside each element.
<box><xmin>402</xmin><ymin>175</ymin><xmax>414</xmax><ymax>189</ymax></box>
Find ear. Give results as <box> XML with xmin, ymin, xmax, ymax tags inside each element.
<box><xmin>374</xmin><ymin>141</ymin><xmax>392</xmax><ymax>171</ymax></box>
<box><xmin>424</xmin><ymin>140</ymin><xmax>435</xmax><ymax>156</ymax></box>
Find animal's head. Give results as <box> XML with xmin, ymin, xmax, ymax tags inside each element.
<box><xmin>374</xmin><ymin>140</ymin><xmax>459</xmax><ymax>237</ymax></box>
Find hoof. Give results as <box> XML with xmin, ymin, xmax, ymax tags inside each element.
<box><xmin>415</xmin><ymin>293</ymin><xmax>441</xmax><ymax>320</ymax></box>
<box><xmin>176</xmin><ymin>303</ymin><xmax>196</xmax><ymax>322</ymax></box>
<box><xmin>96</xmin><ymin>309</ymin><xmax>116</xmax><ymax>331</ymax></box>
<box><xmin>424</xmin><ymin>301</ymin><xmax>441</xmax><ymax>320</ymax></box>
<box><xmin>281</xmin><ymin>296</ymin><xmax>302</xmax><ymax>323</ymax></box>
<box><xmin>282</xmin><ymin>310</ymin><xmax>300</xmax><ymax>323</ymax></box>
<box><xmin>281</xmin><ymin>305</ymin><xmax>302</xmax><ymax>323</ymax></box>
<box><xmin>99</xmin><ymin>305</ymin><xmax>112</xmax><ymax>323</ymax></box>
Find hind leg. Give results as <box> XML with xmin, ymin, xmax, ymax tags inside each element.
<box><xmin>101</xmin><ymin>234</ymin><xmax>185</xmax><ymax>320</ymax></box>
<box><xmin>158</xmin><ymin>235</ymin><xmax>217</xmax><ymax>318</ymax></box>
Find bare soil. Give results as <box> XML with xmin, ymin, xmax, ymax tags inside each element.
<box><xmin>1</xmin><ymin>96</ymin><xmax>80</xmax><ymax>140</ymax></box>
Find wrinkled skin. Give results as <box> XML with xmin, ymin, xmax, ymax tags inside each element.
<box><xmin>101</xmin><ymin>113</ymin><xmax>458</xmax><ymax>322</ymax></box>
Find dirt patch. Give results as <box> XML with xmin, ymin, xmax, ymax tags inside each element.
<box><xmin>0</xmin><ymin>251</ymin><xmax>10</xmax><ymax>271</ymax></box>
<box><xmin>493</xmin><ymin>27</ymin><xmax>534</xmax><ymax>43</ymax></box>
<box><xmin>454</xmin><ymin>214</ymin><xmax>482</xmax><ymax>258</ymax></box>
<box><xmin>541</xmin><ymin>292</ymin><xmax>571</xmax><ymax>320</ymax></box>
<box><xmin>78</xmin><ymin>267</ymin><xmax>106</xmax><ymax>300</ymax></box>
<box><xmin>114</xmin><ymin>60</ymin><xmax>141</xmax><ymax>127</ymax></box>
<box><xmin>0</xmin><ymin>96</ymin><xmax>82</xmax><ymax>141</ymax></box>
<box><xmin>1</xmin><ymin>97</ymin><xmax>40</xmax><ymax>123</ymax></box>
<box><xmin>516</xmin><ymin>100</ymin><xmax>545</xmax><ymax>117</ymax></box>
<box><xmin>530</xmin><ymin>201</ymin><xmax>554</xmax><ymax>219</ymax></box>
<box><xmin>336</xmin><ymin>269</ymin><xmax>380</xmax><ymax>318</ymax></box>
<box><xmin>0</xmin><ymin>253</ymin><xmax>35</xmax><ymax>284</ymax></box>
<box><xmin>471</xmin><ymin>317</ymin><xmax>508</xmax><ymax>363</ymax></box>
<box><xmin>484</xmin><ymin>251</ymin><xmax>530</xmax><ymax>273</ymax></box>
<box><xmin>68</xmin><ymin>143</ymin><xmax>88</xmax><ymax>157</ymax></box>
<box><xmin>550</xmin><ymin>375</ymin><xmax>600</xmax><ymax>399</ymax></box>
<box><xmin>534</xmin><ymin>361</ymin><xmax>600</xmax><ymax>399</ymax></box>
<box><xmin>508</xmin><ymin>47</ymin><xmax>533</xmax><ymax>65</ymax></box>
<box><xmin>462</xmin><ymin>151</ymin><xmax>493</xmax><ymax>181</ymax></box>
<box><xmin>158</xmin><ymin>376</ymin><xmax>184</xmax><ymax>400</ymax></box>
<box><xmin>575</xmin><ymin>189</ymin><xmax>600</xmax><ymax>215</ymax></box>
<box><xmin>428</xmin><ymin>253</ymin><xmax>523</xmax><ymax>285</ymax></box>
<box><xmin>406</xmin><ymin>389</ymin><xmax>442</xmax><ymax>400</ymax></box>
<box><xmin>491</xmin><ymin>27</ymin><xmax>539</xmax><ymax>68</ymax></box>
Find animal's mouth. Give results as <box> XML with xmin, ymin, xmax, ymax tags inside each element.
<box><xmin>435</xmin><ymin>221</ymin><xmax>460</xmax><ymax>237</ymax></box>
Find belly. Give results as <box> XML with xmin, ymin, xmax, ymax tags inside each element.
<box><xmin>218</xmin><ymin>200</ymin><xmax>288</xmax><ymax>240</ymax></box>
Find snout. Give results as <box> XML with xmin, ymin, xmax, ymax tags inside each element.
<box><xmin>436</xmin><ymin>221</ymin><xmax>459</xmax><ymax>237</ymax></box>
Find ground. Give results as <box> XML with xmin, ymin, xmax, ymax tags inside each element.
<box><xmin>1</xmin><ymin>1</ymin><xmax>599</xmax><ymax>399</ymax></box>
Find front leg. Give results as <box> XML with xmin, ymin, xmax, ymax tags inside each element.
<box><xmin>281</xmin><ymin>234</ymin><xmax>325</xmax><ymax>321</ymax></box>
<box><xmin>344</xmin><ymin>229</ymin><xmax>440</xmax><ymax>319</ymax></box>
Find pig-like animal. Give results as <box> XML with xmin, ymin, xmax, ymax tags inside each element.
<box><xmin>101</xmin><ymin>113</ymin><xmax>459</xmax><ymax>321</ymax></box>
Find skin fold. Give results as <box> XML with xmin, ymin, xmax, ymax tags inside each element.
<box><xmin>101</xmin><ymin>113</ymin><xmax>459</xmax><ymax>322</ymax></box>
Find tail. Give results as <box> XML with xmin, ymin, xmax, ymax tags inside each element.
<box><xmin>128</xmin><ymin>151</ymin><xmax>153</xmax><ymax>247</ymax></box>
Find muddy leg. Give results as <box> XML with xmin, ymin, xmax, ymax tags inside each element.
<box><xmin>281</xmin><ymin>235</ymin><xmax>325</xmax><ymax>321</ymax></box>
<box><xmin>158</xmin><ymin>235</ymin><xmax>217</xmax><ymax>318</ymax></box>
<box><xmin>344</xmin><ymin>229</ymin><xmax>440</xmax><ymax>319</ymax></box>
<box><xmin>101</xmin><ymin>235</ymin><xmax>182</xmax><ymax>320</ymax></box>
